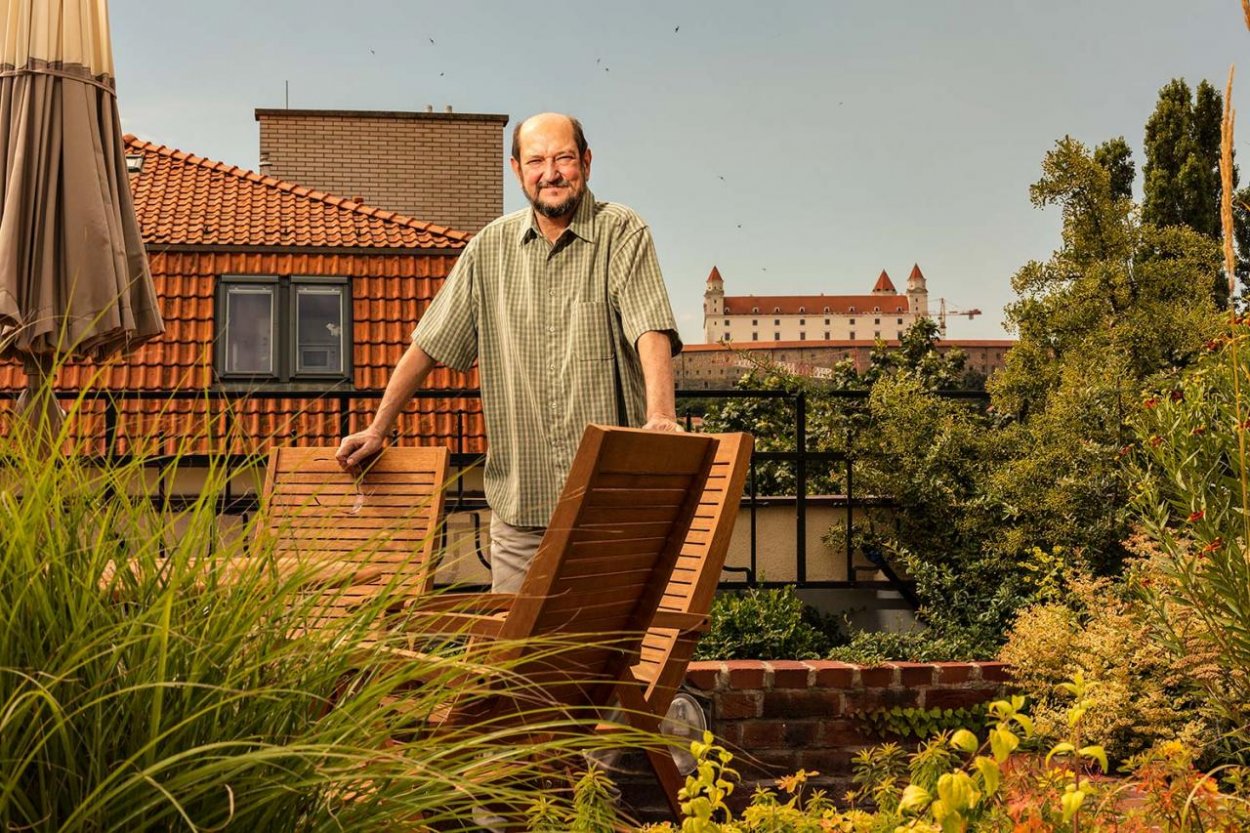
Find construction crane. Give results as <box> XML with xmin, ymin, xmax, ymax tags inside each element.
<box><xmin>937</xmin><ymin>298</ymin><xmax>981</xmax><ymax>335</ymax></box>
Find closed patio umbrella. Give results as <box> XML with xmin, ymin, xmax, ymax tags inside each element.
<box><xmin>0</xmin><ymin>0</ymin><xmax>163</xmax><ymax>437</ymax></box>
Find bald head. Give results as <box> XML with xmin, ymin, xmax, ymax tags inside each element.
<box><xmin>511</xmin><ymin>113</ymin><xmax>588</xmax><ymax>162</ymax></box>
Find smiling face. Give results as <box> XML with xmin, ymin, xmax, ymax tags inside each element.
<box><xmin>510</xmin><ymin>114</ymin><xmax>592</xmax><ymax>220</ymax></box>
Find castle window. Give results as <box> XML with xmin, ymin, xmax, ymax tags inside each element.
<box><xmin>799</xmin><ymin>318</ymin><xmax>805</xmax><ymax>325</ymax></box>
<box><xmin>799</xmin><ymin>332</ymin><xmax>806</xmax><ymax>340</ymax></box>
<box><xmin>849</xmin><ymin>318</ymin><xmax>856</xmax><ymax>324</ymax></box>
<box><xmin>774</xmin><ymin>319</ymin><xmax>780</xmax><ymax>325</ymax></box>
<box><xmin>823</xmin><ymin>306</ymin><xmax>830</xmax><ymax>313</ymax></box>
<box><xmin>874</xmin><ymin>318</ymin><xmax>880</xmax><ymax>325</ymax></box>
<box><xmin>752</xmin><ymin>333</ymin><xmax>758</xmax><ymax>341</ymax></box>
<box><xmin>752</xmin><ymin>319</ymin><xmax>758</xmax><ymax>325</ymax></box>
<box><xmin>848</xmin><ymin>306</ymin><xmax>856</xmax><ymax>313</ymax></box>
<box><xmin>798</xmin><ymin>307</ymin><xmax>805</xmax><ymax>314</ymax></box>
<box><xmin>897</xmin><ymin>318</ymin><xmax>903</xmax><ymax>324</ymax></box>
<box><xmin>774</xmin><ymin>332</ymin><xmax>780</xmax><ymax>340</ymax></box>
<box><xmin>752</xmin><ymin>307</ymin><xmax>759</xmax><ymax>313</ymax></box>
<box><xmin>824</xmin><ymin>331</ymin><xmax>830</xmax><ymax>339</ymax></box>
<box><xmin>849</xmin><ymin>331</ymin><xmax>856</xmax><ymax>339</ymax></box>
<box><xmin>874</xmin><ymin>306</ymin><xmax>880</xmax><ymax>312</ymax></box>
<box><xmin>824</xmin><ymin>318</ymin><xmax>830</xmax><ymax>325</ymax></box>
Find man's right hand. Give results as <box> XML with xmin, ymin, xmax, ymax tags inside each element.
<box><xmin>336</xmin><ymin>427</ymin><xmax>385</xmax><ymax>471</ymax></box>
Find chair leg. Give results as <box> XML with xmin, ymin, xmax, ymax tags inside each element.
<box><xmin>615</xmin><ymin>683</ymin><xmax>685</xmax><ymax>821</ymax></box>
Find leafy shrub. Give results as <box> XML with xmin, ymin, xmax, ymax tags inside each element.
<box><xmin>694</xmin><ymin>586</ymin><xmax>843</xmax><ymax>660</ymax></box>
<box><xmin>0</xmin><ymin>386</ymin><xmax>645</xmax><ymax>830</ymax></box>
<box><xmin>828</xmin><ymin>626</ymin><xmax>990</xmax><ymax>664</ymax></box>
<box><xmin>999</xmin><ymin>565</ymin><xmax>1212</xmax><ymax>763</ymax></box>
<box><xmin>855</xmin><ymin>704</ymin><xmax>990</xmax><ymax>741</ymax></box>
<box><xmin>1131</xmin><ymin>324</ymin><xmax>1250</xmax><ymax>759</ymax></box>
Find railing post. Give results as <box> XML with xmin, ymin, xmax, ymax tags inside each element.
<box><xmin>104</xmin><ymin>393</ymin><xmax>118</xmax><ymax>461</ymax></box>
<box><xmin>846</xmin><ymin>426</ymin><xmax>855</xmax><ymax>586</ymax></box>
<box><xmin>795</xmin><ymin>391</ymin><xmax>807</xmax><ymax>586</ymax></box>
<box><xmin>337</xmin><ymin>391</ymin><xmax>351</xmax><ymax>440</ymax></box>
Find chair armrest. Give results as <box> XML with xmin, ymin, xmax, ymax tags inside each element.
<box><xmin>407</xmin><ymin>593</ymin><xmax>515</xmax><ymax>615</ymax></box>
<box><xmin>649</xmin><ymin>610</ymin><xmax>708</xmax><ymax>634</ymax></box>
<box><xmin>402</xmin><ymin>611</ymin><xmax>506</xmax><ymax>639</ymax></box>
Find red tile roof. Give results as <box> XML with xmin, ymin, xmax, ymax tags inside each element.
<box><xmin>707</xmin><ymin>265</ymin><xmax>723</xmax><ymax>283</ymax></box>
<box><xmin>908</xmin><ymin>263</ymin><xmax>925</xmax><ymax>282</ymax></box>
<box><xmin>1</xmin><ymin>137</ymin><xmax>484</xmax><ymax>455</ymax></box>
<box><xmin>124</xmin><ymin>136</ymin><xmax>472</xmax><ymax>249</ymax></box>
<box><xmin>872</xmin><ymin>270</ymin><xmax>896</xmax><ymax>293</ymax></box>
<box><xmin>723</xmin><ymin>295</ymin><xmax>912</xmax><ymax>315</ymax></box>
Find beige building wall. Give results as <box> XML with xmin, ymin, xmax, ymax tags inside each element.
<box><xmin>255</xmin><ymin>108</ymin><xmax>509</xmax><ymax>233</ymax></box>
<box><xmin>708</xmin><ymin>309</ymin><xmax>918</xmax><ymax>344</ymax></box>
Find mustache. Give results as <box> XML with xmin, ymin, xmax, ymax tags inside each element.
<box><xmin>538</xmin><ymin>176</ymin><xmax>568</xmax><ymax>188</ymax></box>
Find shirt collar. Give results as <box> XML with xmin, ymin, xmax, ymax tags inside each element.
<box><xmin>519</xmin><ymin>188</ymin><xmax>597</xmax><ymax>245</ymax></box>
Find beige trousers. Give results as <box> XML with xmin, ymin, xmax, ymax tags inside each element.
<box><xmin>488</xmin><ymin>515</ymin><xmax>546</xmax><ymax>593</ymax></box>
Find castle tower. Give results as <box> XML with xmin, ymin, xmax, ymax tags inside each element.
<box><xmin>871</xmin><ymin>269</ymin><xmax>897</xmax><ymax>295</ymax></box>
<box><xmin>906</xmin><ymin>263</ymin><xmax>929</xmax><ymax>316</ymax></box>
<box><xmin>703</xmin><ymin>266</ymin><xmax>725</xmax><ymax>342</ymax></box>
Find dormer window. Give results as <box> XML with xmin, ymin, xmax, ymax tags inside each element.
<box><xmin>216</xmin><ymin>275</ymin><xmax>351</xmax><ymax>383</ymax></box>
<box><xmin>848</xmin><ymin>306</ymin><xmax>856</xmax><ymax>313</ymax></box>
<box><xmin>798</xmin><ymin>306</ymin><xmax>806</xmax><ymax>314</ymax></box>
<box><xmin>823</xmin><ymin>306</ymin><xmax>830</xmax><ymax>313</ymax></box>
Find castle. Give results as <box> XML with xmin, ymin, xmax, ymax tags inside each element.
<box><xmin>702</xmin><ymin>264</ymin><xmax>929</xmax><ymax>344</ymax></box>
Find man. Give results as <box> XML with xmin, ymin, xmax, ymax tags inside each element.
<box><xmin>336</xmin><ymin>112</ymin><xmax>682</xmax><ymax>592</ymax></box>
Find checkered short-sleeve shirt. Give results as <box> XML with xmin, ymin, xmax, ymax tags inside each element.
<box><xmin>411</xmin><ymin>190</ymin><xmax>681</xmax><ymax>526</ymax></box>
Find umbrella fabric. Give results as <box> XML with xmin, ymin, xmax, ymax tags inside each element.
<box><xmin>0</xmin><ymin>0</ymin><xmax>162</xmax><ymax>364</ymax></box>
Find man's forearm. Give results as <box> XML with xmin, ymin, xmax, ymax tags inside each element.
<box><xmin>368</xmin><ymin>341</ymin><xmax>437</xmax><ymax>435</ymax></box>
<box><xmin>637</xmin><ymin>330</ymin><xmax>677</xmax><ymax>422</ymax></box>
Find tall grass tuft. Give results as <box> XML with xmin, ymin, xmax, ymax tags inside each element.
<box><xmin>0</xmin><ymin>374</ymin><xmax>653</xmax><ymax>831</ymax></box>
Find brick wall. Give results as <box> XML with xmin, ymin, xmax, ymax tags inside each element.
<box><xmin>255</xmin><ymin>109</ymin><xmax>509</xmax><ymax>234</ymax></box>
<box><xmin>620</xmin><ymin>659</ymin><xmax>1011</xmax><ymax>819</ymax></box>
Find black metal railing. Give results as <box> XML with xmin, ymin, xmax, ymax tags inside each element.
<box><xmin>0</xmin><ymin>385</ymin><xmax>988</xmax><ymax>595</ymax></box>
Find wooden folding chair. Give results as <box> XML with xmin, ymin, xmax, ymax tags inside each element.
<box><xmin>396</xmin><ymin>426</ymin><xmax>719</xmax><ymax>738</ymax></box>
<box><xmin>253</xmin><ymin>445</ymin><xmax>449</xmax><ymax>623</ymax></box>
<box><xmin>615</xmin><ymin>432</ymin><xmax>753</xmax><ymax>817</ymax></box>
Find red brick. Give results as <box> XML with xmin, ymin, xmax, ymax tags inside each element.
<box><xmin>922</xmin><ymin>687</ymin><xmax>998</xmax><ymax>710</ymax></box>
<box><xmin>841</xmin><ymin>687</ymin><xmax>919</xmax><ymax>714</ymax></box>
<box><xmin>858</xmin><ymin>665</ymin><xmax>895</xmax><ymax>688</ymax></box>
<box><xmin>976</xmin><ymin>662</ymin><xmax>1012</xmax><ymax>683</ymax></box>
<box><xmin>760</xmin><ymin>689</ymin><xmax>841</xmax><ymax>719</ymax></box>
<box><xmin>933</xmin><ymin>662</ymin><xmax>978</xmax><ymax>684</ymax></box>
<box><xmin>725</xmin><ymin>660</ymin><xmax>768</xmax><ymax>690</ymax></box>
<box><xmin>716</xmin><ymin>691</ymin><xmax>763</xmax><ymax>720</ymax></box>
<box><xmin>685</xmin><ymin>662</ymin><xmax>723</xmax><ymax>692</ymax></box>
<box><xmin>710</xmin><ymin>722</ymin><xmax>743</xmax><ymax>748</ymax></box>
<box><xmin>890</xmin><ymin>662</ymin><xmax>936</xmax><ymax>687</ymax></box>
<box><xmin>809</xmin><ymin>661</ymin><xmax>857</xmax><ymax>689</ymax></box>
<box><xmin>768</xmin><ymin>660</ymin><xmax>811</xmax><ymax>689</ymax></box>
<box><xmin>795</xmin><ymin>748</ymin><xmax>855</xmax><ymax>774</ymax></box>
<box><xmin>818</xmin><ymin>718</ymin><xmax>876</xmax><ymax>747</ymax></box>
<box><xmin>735</xmin><ymin>750</ymin><xmax>797</xmax><ymax>780</ymax></box>
<box><xmin>739</xmin><ymin>719</ymin><xmax>821</xmax><ymax>750</ymax></box>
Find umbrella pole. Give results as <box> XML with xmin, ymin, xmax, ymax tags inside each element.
<box><xmin>14</xmin><ymin>355</ymin><xmax>66</xmax><ymax>456</ymax></box>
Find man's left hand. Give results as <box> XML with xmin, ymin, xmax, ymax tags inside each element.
<box><xmin>641</xmin><ymin>415</ymin><xmax>684</xmax><ymax>432</ymax></box>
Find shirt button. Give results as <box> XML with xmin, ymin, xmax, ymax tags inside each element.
<box><xmin>548</xmin><ymin>363</ymin><xmax>555</xmax><ymax>371</ymax></box>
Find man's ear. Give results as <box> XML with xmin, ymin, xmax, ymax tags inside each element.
<box><xmin>510</xmin><ymin>156</ymin><xmax>523</xmax><ymax>184</ymax></box>
<box><xmin>582</xmin><ymin>148</ymin><xmax>592</xmax><ymax>181</ymax></box>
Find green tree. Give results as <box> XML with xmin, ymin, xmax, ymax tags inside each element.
<box><xmin>1143</xmin><ymin>79</ymin><xmax>1222</xmax><ymax>236</ymax></box>
<box><xmin>990</xmin><ymin>135</ymin><xmax>1221</xmax><ymax>574</ymax></box>
<box><xmin>1095</xmin><ymin>136</ymin><xmax>1135</xmax><ymax>201</ymax></box>
<box><xmin>864</xmin><ymin>316</ymin><xmax>969</xmax><ymax>389</ymax></box>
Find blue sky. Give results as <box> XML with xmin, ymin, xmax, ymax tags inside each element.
<box><xmin>111</xmin><ymin>0</ymin><xmax>1250</xmax><ymax>344</ymax></box>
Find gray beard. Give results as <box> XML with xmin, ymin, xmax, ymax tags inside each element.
<box><xmin>533</xmin><ymin>192</ymin><xmax>581</xmax><ymax>219</ymax></box>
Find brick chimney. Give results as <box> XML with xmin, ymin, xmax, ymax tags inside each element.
<box><xmin>255</xmin><ymin>108</ymin><xmax>509</xmax><ymax>234</ymax></box>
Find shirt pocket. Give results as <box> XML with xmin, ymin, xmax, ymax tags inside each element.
<box><xmin>573</xmin><ymin>301</ymin><xmax>613</xmax><ymax>361</ymax></box>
